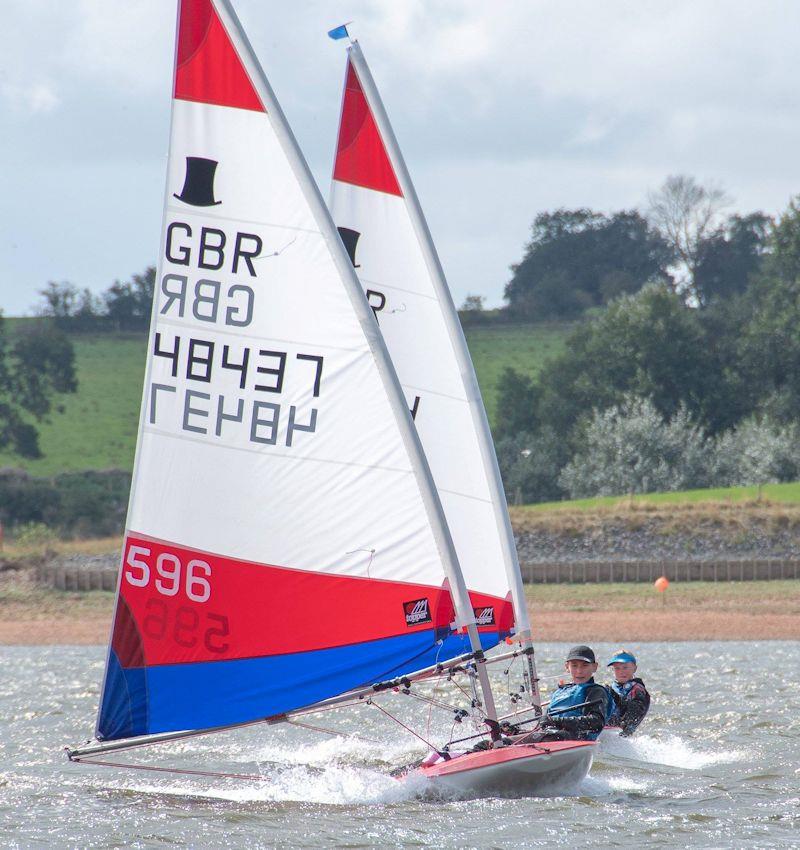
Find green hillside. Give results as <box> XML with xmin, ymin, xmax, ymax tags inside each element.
<box><xmin>0</xmin><ymin>333</ymin><xmax>147</xmax><ymax>476</ymax></box>
<box><xmin>464</xmin><ymin>323</ymin><xmax>570</xmax><ymax>422</ymax></box>
<box><xmin>0</xmin><ymin>322</ymin><xmax>571</xmax><ymax>475</ymax></box>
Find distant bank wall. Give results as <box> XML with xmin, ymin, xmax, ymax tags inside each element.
<box><xmin>520</xmin><ymin>559</ymin><xmax>800</xmax><ymax>583</ymax></box>
<box><xmin>33</xmin><ymin>557</ymin><xmax>800</xmax><ymax>591</ymax></box>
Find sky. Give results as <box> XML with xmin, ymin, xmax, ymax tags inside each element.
<box><xmin>4</xmin><ymin>0</ymin><xmax>800</xmax><ymax>316</ymax></box>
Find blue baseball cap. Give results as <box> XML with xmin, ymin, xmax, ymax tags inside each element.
<box><xmin>607</xmin><ymin>650</ymin><xmax>637</xmax><ymax>666</ymax></box>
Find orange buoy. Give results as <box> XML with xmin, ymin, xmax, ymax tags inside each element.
<box><xmin>654</xmin><ymin>575</ymin><xmax>669</xmax><ymax>592</ymax></box>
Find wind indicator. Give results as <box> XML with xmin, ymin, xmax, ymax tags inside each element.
<box><xmin>327</xmin><ymin>22</ymin><xmax>353</xmax><ymax>42</ymax></box>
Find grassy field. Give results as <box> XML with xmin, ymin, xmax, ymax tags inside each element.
<box><xmin>465</xmin><ymin>322</ymin><xmax>570</xmax><ymax>422</ymax></box>
<box><xmin>525</xmin><ymin>579</ymin><xmax>800</xmax><ymax>615</ymax></box>
<box><xmin>523</xmin><ymin>481</ymin><xmax>800</xmax><ymax>513</ymax></box>
<box><xmin>0</xmin><ymin>333</ymin><xmax>146</xmax><ymax>476</ymax></box>
<box><xmin>0</xmin><ymin>322</ymin><xmax>571</xmax><ymax>474</ymax></box>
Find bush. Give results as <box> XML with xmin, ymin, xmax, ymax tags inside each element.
<box><xmin>495</xmin><ymin>428</ymin><xmax>567</xmax><ymax>504</ymax></box>
<box><xmin>13</xmin><ymin>522</ymin><xmax>58</xmax><ymax>549</ymax></box>
<box><xmin>558</xmin><ymin>395</ymin><xmax>710</xmax><ymax>498</ymax></box>
<box><xmin>709</xmin><ymin>416</ymin><xmax>800</xmax><ymax>486</ymax></box>
<box><xmin>0</xmin><ymin>468</ymin><xmax>131</xmax><ymax>537</ymax></box>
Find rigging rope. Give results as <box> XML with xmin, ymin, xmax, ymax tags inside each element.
<box><xmin>69</xmin><ymin>755</ymin><xmax>271</xmax><ymax>783</ymax></box>
<box><xmin>367</xmin><ymin>699</ymin><xmax>443</xmax><ymax>754</ymax></box>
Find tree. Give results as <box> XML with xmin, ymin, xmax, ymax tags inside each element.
<box><xmin>504</xmin><ymin>209</ymin><xmax>672</xmax><ymax>319</ymax></box>
<box><xmin>766</xmin><ymin>196</ymin><xmax>800</xmax><ymax>284</ymax></box>
<box><xmin>460</xmin><ymin>294</ymin><xmax>485</xmax><ymax>312</ymax></box>
<box><xmin>505</xmin><ymin>283</ymin><xmax>746</xmax><ymax>443</ymax></box>
<box><xmin>735</xmin><ymin>198</ymin><xmax>800</xmax><ymax>423</ymax></box>
<box><xmin>0</xmin><ymin>316</ymin><xmax>78</xmax><ymax>457</ymax></box>
<box><xmin>494</xmin><ymin>367</ymin><xmax>541</xmax><ymax>439</ymax></box>
<box><xmin>647</xmin><ymin>174</ymin><xmax>731</xmax><ymax>300</ymax></box>
<box><xmin>558</xmin><ymin>395</ymin><xmax>710</xmax><ymax>498</ymax></box>
<box><xmin>709</xmin><ymin>416</ymin><xmax>800</xmax><ymax>487</ymax></box>
<box><xmin>495</xmin><ymin>428</ymin><xmax>567</xmax><ymax>504</ymax></box>
<box><xmin>38</xmin><ymin>282</ymin><xmax>78</xmax><ymax>321</ymax></box>
<box><xmin>693</xmin><ymin>213</ymin><xmax>771</xmax><ymax>305</ymax></box>
<box><xmin>104</xmin><ymin>266</ymin><xmax>155</xmax><ymax>330</ymax></box>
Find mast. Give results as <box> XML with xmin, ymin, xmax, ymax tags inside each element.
<box><xmin>341</xmin><ymin>41</ymin><xmax>539</xmax><ymax>710</ymax></box>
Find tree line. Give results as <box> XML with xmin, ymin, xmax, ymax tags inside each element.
<box><xmin>38</xmin><ymin>266</ymin><xmax>155</xmax><ymax>332</ymax></box>
<box><xmin>495</xmin><ymin>182</ymin><xmax>800</xmax><ymax>501</ymax></box>
<box><xmin>3</xmin><ymin>174</ymin><xmax>800</xmax><ymax>506</ymax></box>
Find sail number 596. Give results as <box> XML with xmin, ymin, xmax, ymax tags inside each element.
<box><xmin>125</xmin><ymin>545</ymin><xmax>212</xmax><ymax>603</ymax></box>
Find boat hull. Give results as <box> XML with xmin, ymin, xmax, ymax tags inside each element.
<box><xmin>416</xmin><ymin>740</ymin><xmax>595</xmax><ymax>798</ymax></box>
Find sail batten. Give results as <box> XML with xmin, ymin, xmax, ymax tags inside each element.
<box><xmin>94</xmin><ymin>0</ymin><xmax>484</xmax><ymax>743</ymax></box>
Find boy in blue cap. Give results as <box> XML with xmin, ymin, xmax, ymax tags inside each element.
<box><xmin>606</xmin><ymin>649</ymin><xmax>650</xmax><ymax>736</ymax></box>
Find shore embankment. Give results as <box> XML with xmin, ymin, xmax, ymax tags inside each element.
<box><xmin>510</xmin><ymin>499</ymin><xmax>800</xmax><ymax>564</ymax></box>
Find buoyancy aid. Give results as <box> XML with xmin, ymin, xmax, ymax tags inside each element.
<box><xmin>548</xmin><ymin>681</ymin><xmax>595</xmax><ymax>718</ymax></box>
<box><xmin>549</xmin><ymin>680</ymin><xmax>614</xmax><ymax>720</ymax></box>
<box><xmin>547</xmin><ymin>679</ymin><xmax>613</xmax><ymax>741</ymax></box>
<box><xmin>607</xmin><ymin>678</ymin><xmax>650</xmax><ymax>725</ymax></box>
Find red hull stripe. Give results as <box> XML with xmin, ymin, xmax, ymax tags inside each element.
<box><xmin>115</xmin><ymin>534</ymin><xmax>507</xmax><ymax>668</ymax></box>
<box><xmin>174</xmin><ymin>0</ymin><xmax>264</xmax><ymax>112</ymax></box>
<box><xmin>333</xmin><ymin>59</ymin><xmax>402</xmax><ymax>196</ymax></box>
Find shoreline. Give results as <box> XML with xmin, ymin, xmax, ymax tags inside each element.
<box><xmin>0</xmin><ymin>582</ymin><xmax>797</xmax><ymax>645</ymax></box>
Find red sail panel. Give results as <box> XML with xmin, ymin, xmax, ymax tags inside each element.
<box><xmin>174</xmin><ymin>0</ymin><xmax>264</xmax><ymax>112</ymax></box>
<box><xmin>333</xmin><ymin>60</ymin><xmax>402</xmax><ymax>196</ymax></box>
<box><xmin>115</xmin><ymin>534</ymin><xmax>466</xmax><ymax>666</ymax></box>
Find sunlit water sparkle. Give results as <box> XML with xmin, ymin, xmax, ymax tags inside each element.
<box><xmin>1</xmin><ymin>641</ymin><xmax>797</xmax><ymax>848</ymax></box>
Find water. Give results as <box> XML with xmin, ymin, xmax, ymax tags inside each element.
<box><xmin>1</xmin><ymin>641</ymin><xmax>797</xmax><ymax>848</ymax></box>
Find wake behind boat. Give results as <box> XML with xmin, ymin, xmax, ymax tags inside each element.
<box><xmin>66</xmin><ymin>0</ymin><xmax>592</xmax><ymax>799</ymax></box>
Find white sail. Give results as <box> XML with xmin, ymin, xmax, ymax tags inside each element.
<box><xmin>95</xmin><ymin>0</ymin><xmax>493</xmax><ymax>743</ymax></box>
<box><xmin>329</xmin><ymin>42</ymin><xmax>534</xmax><ymax>654</ymax></box>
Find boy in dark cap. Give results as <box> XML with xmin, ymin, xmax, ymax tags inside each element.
<box><xmin>606</xmin><ymin>649</ymin><xmax>650</xmax><ymax>737</ymax></box>
<box><xmin>510</xmin><ymin>645</ymin><xmax>610</xmax><ymax>744</ymax></box>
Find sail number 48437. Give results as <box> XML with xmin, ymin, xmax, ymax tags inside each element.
<box><xmin>125</xmin><ymin>545</ymin><xmax>212</xmax><ymax>603</ymax></box>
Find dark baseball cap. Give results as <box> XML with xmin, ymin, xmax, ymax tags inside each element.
<box><xmin>565</xmin><ymin>645</ymin><xmax>596</xmax><ymax>663</ymax></box>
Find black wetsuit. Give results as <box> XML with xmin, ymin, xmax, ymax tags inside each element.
<box><xmin>608</xmin><ymin>678</ymin><xmax>650</xmax><ymax>736</ymax></box>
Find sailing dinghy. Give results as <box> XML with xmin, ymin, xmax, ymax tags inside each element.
<box><xmin>327</xmin><ymin>39</ymin><xmax>595</xmax><ymax>794</ymax></box>
<box><xmin>66</xmin><ymin>0</ymin><xmax>593</xmax><ymax>798</ymax></box>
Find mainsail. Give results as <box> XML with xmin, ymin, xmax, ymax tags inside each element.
<box><xmin>95</xmin><ymin>0</ymin><xmax>491</xmax><ymax>743</ymax></box>
<box><xmin>329</xmin><ymin>43</ymin><xmax>535</xmax><ymax>665</ymax></box>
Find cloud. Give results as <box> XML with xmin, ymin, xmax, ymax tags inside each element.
<box><xmin>3</xmin><ymin>0</ymin><xmax>800</xmax><ymax>316</ymax></box>
<box><xmin>1</xmin><ymin>81</ymin><xmax>59</xmax><ymax>114</ymax></box>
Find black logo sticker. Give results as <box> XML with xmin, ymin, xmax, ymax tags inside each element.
<box><xmin>404</xmin><ymin>597</ymin><xmax>432</xmax><ymax>626</ymax></box>
<box><xmin>473</xmin><ymin>606</ymin><xmax>495</xmax><ymax>626</ymax></box>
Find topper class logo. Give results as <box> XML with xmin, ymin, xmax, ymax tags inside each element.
<box><xmin>174</xmin><ymin>156</ymin><xmax>222</xmax><ymax>207</ymax></box>
<box><xmin>403</xmin><ymin>598</ymin><xmax>432</xmax><ymax>626</ymax></box>
<box><xmin>473</xmin><ymin>606</ymin><xmax>495</xmax><ymax>626</ymax></box>
<box><xmin>337</xmin><ymin>227</ymin><xmax>361</xmax><ymax>268</ymax></box>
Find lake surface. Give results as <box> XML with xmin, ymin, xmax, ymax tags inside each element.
<box><xmin>1</xmin><ymin>641</ymin><xmax>797</xmax><ymax>848</ymax></box>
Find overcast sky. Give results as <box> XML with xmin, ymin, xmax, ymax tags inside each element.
<box><xmin>4</xmin><ymin>0</ymin><xmax>800</xmax><ymax>316</ymax></box>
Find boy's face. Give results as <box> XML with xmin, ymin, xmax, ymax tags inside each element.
<box><xmin>565</xmin><ymin>659</ymin><xmax>597</xmax><ymax>683</ymax></box>
<box><xmin>610</xmin><ymin>661</ymin><xmax>637</xmax><ymax>683</ymax></box>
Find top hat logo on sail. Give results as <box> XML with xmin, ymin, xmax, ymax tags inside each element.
<box><xmin>174</xmin><ymin>156</ymin><xmax>222</xmax><ymax>207</ymax></box>
<box><xmin>337</xmin><ymin>227</ymin><xmax>361</xmax><ymax>268</ymax></box>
